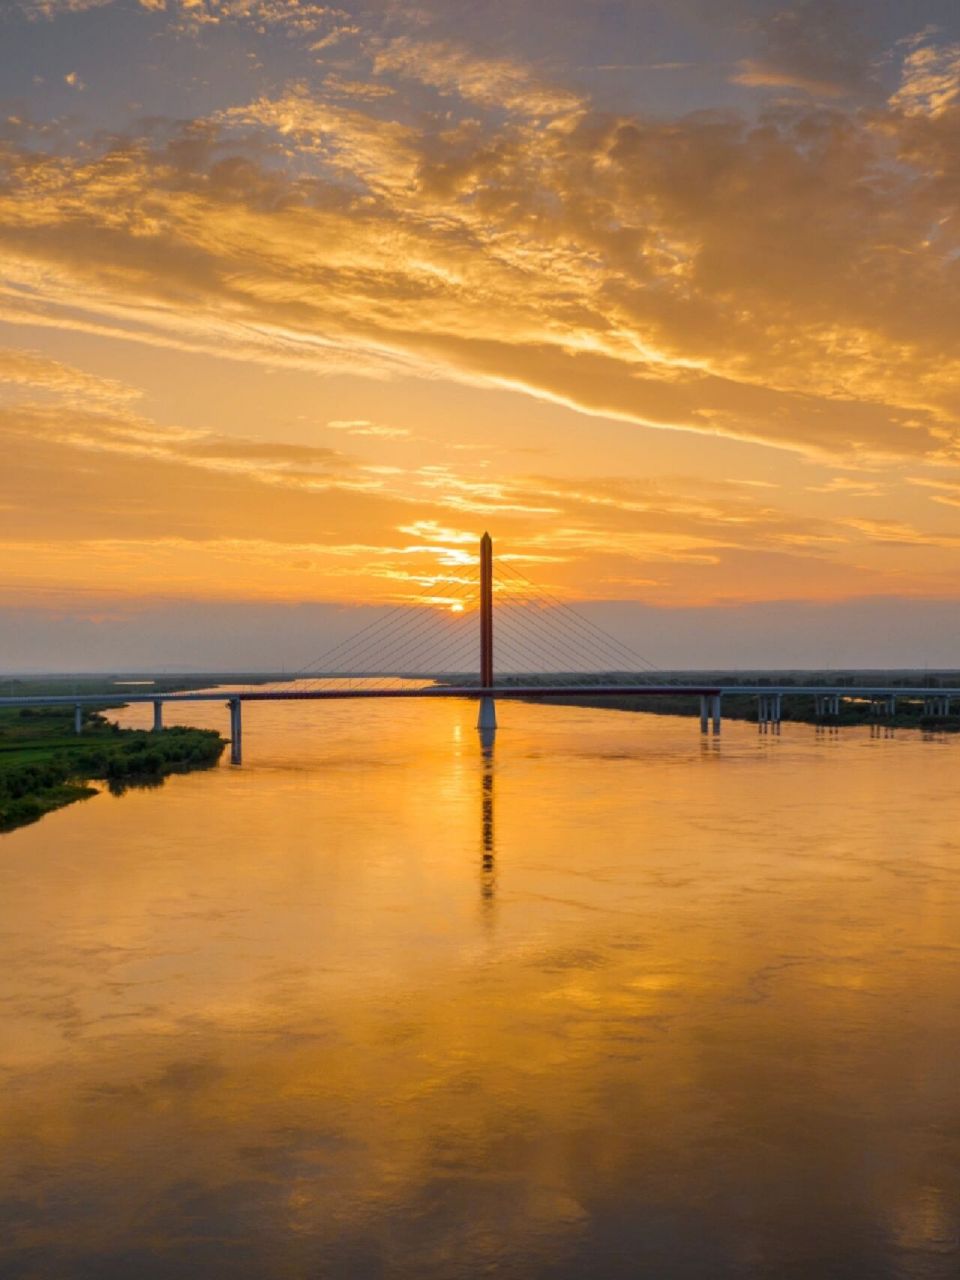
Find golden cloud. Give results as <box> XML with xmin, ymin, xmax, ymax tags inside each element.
<box><xmin>2</xmin><ymin>364</ymin><xmax>957</xmax><ymax>610</ymax></box>
<box><xmin>890</xmin><ymin>39</ymin><xmax>960</xmax><ymax>118</ymax></box>
<box><xmin>0</xmin><ymin>53</ymin><xmax>958</xmax><ymax>467</ymax></box>
<box><xmin>372</xmin><ymin>37</ymin><xmax>584</xmax><ymax>116</ymax></box>
<box><xmin>730</xmin><ymin>60</ymin><xmax>850</xmax><ymax>97</ymax></box>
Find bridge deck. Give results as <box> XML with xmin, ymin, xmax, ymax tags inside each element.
<box><xmin>0</xmin><ymin>685</ymin><xmax>721</xmax><ymax>708</ymax></box>
<box><xmin>1</xmin><ymin>685</ymin><xmax>958</xmax><ymax>709</ymax></box>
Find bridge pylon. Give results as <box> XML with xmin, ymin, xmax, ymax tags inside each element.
<box><xmin>477</xmin><ymin>531</ymin><xmax>497</xmax><ymax>732</ymax></box>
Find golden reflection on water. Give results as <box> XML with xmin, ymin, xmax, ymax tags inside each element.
<box><xmin>1</xmin><ymin>694</ymin><xmax>960</xmax><ymax>1277</ymax></box>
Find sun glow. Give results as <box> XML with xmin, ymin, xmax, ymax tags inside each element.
<box><xmin>1</xmin><ymin>0</ymin><xmax>959</xmax><ymax>651</ymax></box>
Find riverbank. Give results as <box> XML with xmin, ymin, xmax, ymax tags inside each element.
<box><xmin>0</xmin><ymin>705</ymin><xmax>226</xmax><ymax>832</ymax></box>
<box><xmin>515</xmin><ymin>689</ymin><xmax>960</xmax><ymax>731</ymax></box>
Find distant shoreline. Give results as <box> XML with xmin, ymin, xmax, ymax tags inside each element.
<box><xmin>0</xmin><ymin>678</ymin><xmax>235</xmax><ymax>833</ymax></box>
<box><xmin>2</xmin><ymin>671</ymin><xmax>957</xmax><ymax>837</ymax></box>
<box><xmin>435</xmin><ymin>669</ymin><xmax>960</xmax><ymax>732</ymax></box>
<box><xmin>512</xmin><ymin>690</ymin><xmax>960</xmax><ymax>732</ymax></box>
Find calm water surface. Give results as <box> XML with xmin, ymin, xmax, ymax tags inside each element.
<box><xmin>1</xmin><ymin>693</ymin><xmax>960</xmax><ymax>1279</ymax></box>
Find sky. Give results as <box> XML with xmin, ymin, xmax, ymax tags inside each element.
<box><xmin>1</xmin><ymin>0</ymin><xmax>959</xmax><ymax>669</ymax></box>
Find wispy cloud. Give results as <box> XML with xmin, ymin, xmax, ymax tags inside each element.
<box><xmin>730</xmin><ymin>60</ymin><xmax>849</xmax><ymax>96</ymax></box>
<box><xmin>14</xmin><ymin>0</ymin><xmax>115</xmax><ymax>17</ymax></box>
<box><xmin>311</xmin><ymin>23</ymin><xmax>362</xmax><ymax>51</ymax></box>
<box><xmin>14</xmin><ymin>0</ymin><xmax>359</xmax><ymax>32</ymax></box>
<box><xmin>327</xmin><ymin>419</ymin><xmax>410</xmax><ymax>438</ymax></box>
<box><xmin>0</xmin><ymin>348</ymin><xmax>140</xmax><ymax>408</ymax></box>
<box><xmin>590</xmin><ymin>63</ymin><xmax>695</xmax><ymax>73</ymax></box>
<box><xmin>890</xmin><ymin>36</ymin><xmax>960</xmax><ymax>117</ymax></box>
<box><xmin>373</xmin><ymin>38</ymin><xmax>583</xmax><ymax>116</ymax></box>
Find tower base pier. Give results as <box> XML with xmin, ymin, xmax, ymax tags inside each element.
<box><xmin>477</xmin><ymin>696</ymin><xmax>498</xmax><ymax>732</ymax></box>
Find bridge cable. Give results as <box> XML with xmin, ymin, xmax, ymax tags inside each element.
<box><xmin>493</xmin><ymin>608</ymin><xmax>619</xmax><ymax>684</ymax></box>
<box><xmin>359</xmin><ymin>607</ymin><xmax>481</xmax><ymax>691</ymax></box>
<box><xmin>493</xmin><ymin>582</ymin><xmax>656</xmax><ymax>681</ymax></box>
<box><xmin>494</xmin><ymin>560</ymin><xmax>661</xmax><ymax>673</ymax></box>
<box><xmin>494</xmin><ymin>560</ymin><xmax>662</xmax><ymax>676</ymax></box>
<box><xmin>492</xmin><ymin>573</ymin><xmax>643</xmax><ymax>683</ymax></box>
<box><xmin>490</xmin><ymin>581</ymin><xmax>620</xmax><ymax>682</ymax></box>
<box><xmin>283</xmin><ymin>575</ymin><xmax>480</xmax><ymax>690</ymax></box>
<box><xmin>347</xmin><ymin>583</ymin><xmax>481</xmax><ymax>689</ymax></box>
<box><xmin>493</xmin><ymin>587</ymin><xmax>634</xmax><ymax>681</ymax></box>
<box><xmin>261</xmin><ymin>565</ymin><xmax>481</xmax><ymax>690</ymax></box>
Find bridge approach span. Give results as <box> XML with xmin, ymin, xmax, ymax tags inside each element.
<box><xmin>2</xmin><ymin>685</ymin><xmax>958</xmax><ymax>764</ymax></box>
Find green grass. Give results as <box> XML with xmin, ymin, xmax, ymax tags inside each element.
<box><xmin>0</xmin><ymin>706</ymin><xmax>227</xmax><ymax>833</ymax></box>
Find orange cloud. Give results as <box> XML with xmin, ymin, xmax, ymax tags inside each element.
<box><xmin>1</xmin><ymin>60</ymin><xmax>958</xmax><ymax>467</ymax></box>
<box><xmin>372</xmin><ymin>37</ymin><xmax>583</xmax><ymax>116</ymax></box>
<box><xmin>730</xmin><ymin>60</ymin><xmax>849</xmax><ymax>97</ymax></box>
<box><xmin>2</xmin><ymin>13</ymin><xmax>960</xmax><ymax>617</ymax></box>
<box><xmin>890</xmin><ymin>39</ymin><xmax>960</xmax><ymax>118</ymax></box>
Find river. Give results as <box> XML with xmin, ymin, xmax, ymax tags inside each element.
<box><xmin>1</xmin><ymin>689</ymin><xmax>959</xmax><ymax>1278</ymax></box>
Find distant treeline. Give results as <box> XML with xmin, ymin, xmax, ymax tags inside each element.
<box><xmin>511</xmin><ymin>691</ymin><xmax>960</xmax><ymax>730</ymax></box>
<box><xmin>0</xmin><ymin>673</ymin><xmax>280</xmax><ymax>699</ymax></box>
<box><xmin>486</xmin><ymin>669</ymin><xmax>960</xmax><ymax>689</ymax></box>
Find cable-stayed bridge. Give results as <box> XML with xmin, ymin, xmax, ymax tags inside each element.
<box><xmin>1</xmin><ymin>534</ymin><xmax>958</xmax><ymax>763</ymax></box>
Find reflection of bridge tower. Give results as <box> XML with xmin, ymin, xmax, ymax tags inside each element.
<box><xmin>480</xmin><ymin>727</ymin><xmax>496</xmax><ymax>906</ymax></box>
<box><xmin>478</xmin><ymin>534</ymin><xmax>496</xmax><ymax>893</ymax></box>
<box><xmin>477</xmin><ymin>531</ymin><xmax>497</xmax><ymax>733</ymax></box>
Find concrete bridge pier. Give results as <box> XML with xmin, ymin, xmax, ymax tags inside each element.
<box><xmin>815</xmin><ymin>694</ymin><xmax>841</xmax><ymax>719</ymax></box>
<box><xmin>923</xmin><ymin>695</ymin><xmax>951</xmax><ymax>719</ymax></box>
<box><xmin>74</xmin><ymin>703</ymin><xmax>83</xmax><ymax>735</ymax></box>
<box><xmin>701</xmin><ymin>695</ymin><xmax>721</xmax><ymax>734</ymax></box>
<box><xmin>757</xmin><ymin>693</ymin><xmax>781</xmax><ymax>731</ymax></box>
<box><xmin>477</xmin><ymin>696</ymin><xmax>497</xmax><ymax>733</ymax></box>
<box><xmin>152</xmin><ymin>699</ymin><xmax>163</xmax><ymax>732</ymax></box>
<box><xmin>229</xmin><ymin>697</ymin><xmax>243</xmax><ymax>765</ymax></box>
<box><xmin>870</xmin><ymin>695</ymin><xmax>896</xmax><ymax>718</ymax></box>
<box><xmin>710</xmin><ymin>694</ymin><xmax>722</xmax><ymax>736</ymax></box>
